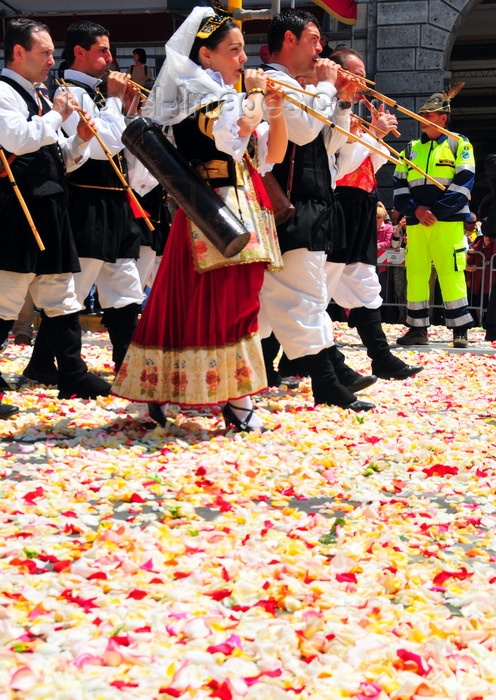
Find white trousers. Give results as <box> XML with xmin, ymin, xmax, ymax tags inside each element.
<box><xmin>259</xmin><ymin>249</ymin><xmax>334</xmax><ymax>360</ymax></box>
<box><xmin>135</xmin><ymin>245</ymin><xmax>157</xmax><ymax>291</ymax></box>
<box><xmin>74</xmin><ymin>257</ymin><xmax>143</xmax><ymax>309</ymax></box>
<box><xmin>0</xmin><ymin>270</ymin><xmax>81</xmax><ymax>321</ymax></box>
<box><xmin>325</xmin><ymin>261</ymin><xmax>383</xmax><ymax>310</ymax></box>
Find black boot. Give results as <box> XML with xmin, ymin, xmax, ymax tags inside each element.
<box><xmin>102</xmin><ymin>304</ymin><xmax>140</xmax><ymax>374</ymax></box>
<box><xmin>0</xmin><ymin>318</ymin><xmax>13</xmax><ymax>347</ymax></box>
<box><xmin>349</xmin><ymin>307</ymin><xmax>423</xmax><ymax>380</ymax></box>
<box><xmin>300</xmin><ymin>348</ymin><xmax>374</xmax><ymax>412</ymax></box>
<box><xmin>23</xmin><ymin>315</ymin><xmax>59</xmax><ymax>386</ymax></box>
<box><xmin>0</xmin><ymin>319</ymin><xmax>14</xmax><ymax>391</ymax></box>
<box><xmin>486</xmin><ymin>326</ymin><xmax>496</xmax><ymax>342</ymax></box>
<box><xmin>0</xmin><ymin>375</ymin><xmax>11</xmax><ymax>391</ymax></box>
<box><xmin>327</xmin><ymin>345</ymin><xmax>377</xmax><ymax>393</ymax></box>
<box><xmin>274</xmin><ymin>351</ymin><xmax>303</xmax><ymax>388</ymax></box>
<box><xmin>261</xmin><ymin>333</ymin><xmax>282</xmax><ymax>387</ymax></box>
<box><xmin>38</xmin><ymin>312</ymin><xmax>111</xmax><ymax>399</ymax></box>
<box><xmin>0</xmin><ymin>401</ymin><xmax>19</xmax><ymax>419</ymax></box>
<box><xmin>278</xmin><ymin>351</ymin><xmax>308</xmax><ymax>379</ymax></box>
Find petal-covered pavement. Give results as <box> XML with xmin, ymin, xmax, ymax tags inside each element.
<box><xmin>0</xmin><ymin>324</ymin><xmax>495</xmax><ymax>699</ymax></box>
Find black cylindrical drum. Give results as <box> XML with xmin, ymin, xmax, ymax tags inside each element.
<box><xmin>122</xmin><ymin>117</ymin><xmax>251</xmax><ymax>258</ymax></box>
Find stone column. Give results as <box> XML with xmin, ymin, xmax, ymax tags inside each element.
<box><xmin>372</xmin><ymin>0</ymin><xmax>469</xmax><ymax>204</ymax></box>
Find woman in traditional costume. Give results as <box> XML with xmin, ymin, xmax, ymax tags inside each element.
<box><xmin>112</xmin><ymin>5</ymin><xmax>286</xmax><ymax>431</ymax></box>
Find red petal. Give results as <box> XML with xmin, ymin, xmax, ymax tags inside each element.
<box><xmin>130</xmin><ymin>493</ymin><xmax>147</xmax><ymax>503</ymax></box>
<box><xmin>208</xmin><ymin>588</ymin><xmax>231</xmax><ymax>601</ymax></box>
<box><xmin>127</xmin><ymin>589</ymin><xmax>148</xmax><ymax>600</ymax></box>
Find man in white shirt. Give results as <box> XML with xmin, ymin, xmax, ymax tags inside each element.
<box><xmin>327</xmin><ymin>47</ymin><xmax>423</xmax><ymax>382</ymax></box>
<box><xmin>24</xmin><ymin>20</ymin><xmax>143</xmax><ymax>387</ymax></box>
<box><xmin>259</xmin><ymin>9</ymin><xmax>374</xmax><ymax>411</ymax></box>
<box><xmin>0</xmin><ymin>18</ymin><xmax>110</xmax><ymax>413</ymax></box>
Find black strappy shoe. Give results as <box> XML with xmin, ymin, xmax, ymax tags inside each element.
<box><xmin>222</xmin><ymin>402</ymin><xmax>265</xmax><ymax>433</ymax></box>
<box><xmin>148</xmin><ymin>403</ymin><xmax>168</xmax><ymax>427</ymax></box>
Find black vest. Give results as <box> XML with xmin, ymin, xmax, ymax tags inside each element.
<box><xmin>261</xmin><ymin>63</ymin><xmax>333</xmax><ymax>201</ymax></box>
<box><xmin>258</xmin><ymin>65</ymin><xmax>332</xmax><ymax>202</ymax></box>
<box><xmin>0</xmin><ymin>76</ymin><xmax>66</xmax><ymax>198</ymax></box>
<box><xmin>63</xmin><ymin>78</ymin><xmax>126</xmax><ymax>189</ymax></box>
<box><xmin>259</xmin><ymin>65</ymin><xmax>337</xmax><ymax>253</ymax></box>
<box><xmin>272</xmin><ymin>132</ymin><xmax>332</xmax><ymax>202</ymax></box>
<box><xmin>172</xmin><ymin>104</ymin><xmax>237</xmax><ymax>189</ymax></box>
<box><xmin>0</xmin><ymin>75</ymin><xmax>80</xmax><ymax>274</ymax></box>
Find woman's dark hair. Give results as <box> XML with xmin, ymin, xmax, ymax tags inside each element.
<box><xmin>133</xmin><ymin>48</ymin><xmax>147</xmax><ymax>64</ymax></box>
<box><xmin>267</xmin><ymin>10</ymin><xmax>320</xmax><ymax>55</ymax></box>
<box><xmin>189</xmin><ymin>16</ymin><xmax>237</xmax><ymax>66</ymax></box>
<box><xmin>65</xmin><ymin>20</ymin><xmax>109</xmax><ymax>66</ymax></box>
<box><xmin>4</xmin><ymin>18</ymin><xmax>50</xmax><ymax>64</ymax></box>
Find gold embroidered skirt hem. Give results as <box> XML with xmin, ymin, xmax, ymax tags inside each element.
<box><xmin>112</xmin><ymin>332</ymin><xmax>267</xmax><ymax>406</ymax></box>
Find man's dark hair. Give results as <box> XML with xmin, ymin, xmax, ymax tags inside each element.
<box><xmin>189</xmin><ymin>15</ymin><xmax>238</xmax><ymax>66</ymax></box>
<box><xmin>267</xmin><ymin>10</ymin><xmax>320</xmax><ymax>55</ymax></box>
<box><xmin>329</xmin><ymin>46</ymin><xmax>363</xmax><ymax>69</ymax></box>
<box><xmin>65</xmin><ymin>20</ymin><xmax>109</xmax><ymax>66</ymax></box>
<box><xmin>4</xmin><ymin>18</ymin><xmax>50</xmax><ymax>64</ymax></box>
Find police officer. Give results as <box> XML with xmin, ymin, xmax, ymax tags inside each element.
<box><xmin>394</xmin><ymin>92</ymin><xmax>475</xmax><ymax>348</ymax></box>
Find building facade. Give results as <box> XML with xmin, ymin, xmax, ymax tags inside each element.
<box><xmin>342</xmin><ymin>0</ymin><xmax>495</xmax><ymax>209</ymax></box>
<box><xmin>1</xmin><ymin>0</ymin><xmax>493</xmax><ymax>208</ymax></box>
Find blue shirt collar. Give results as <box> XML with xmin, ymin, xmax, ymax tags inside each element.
<box><xmin>421</xmin><ymin>132</ymin><xmax>447</xmax><ymax>144</ymax></box>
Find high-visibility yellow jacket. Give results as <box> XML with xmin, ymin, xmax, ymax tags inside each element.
<box><xmin>393</xmin><ymin>133</ymin><xmax>475</xmax><ymax>225</ymax></box>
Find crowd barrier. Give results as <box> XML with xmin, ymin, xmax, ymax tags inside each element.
<box><xmin>377</xmin><ymin>249</ymin><xmax>496</xmax><ymax>326</ymax></box>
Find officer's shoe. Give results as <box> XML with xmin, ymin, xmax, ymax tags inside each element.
<box><xmin>396</xmin><ymin>327</ymin><xmax>429</xmax><ymax>346</ymax></box>
<box><xmin>453</xmin><ymin>329</ymin><xmax>469</xmax><ymax>348</ymax></box>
